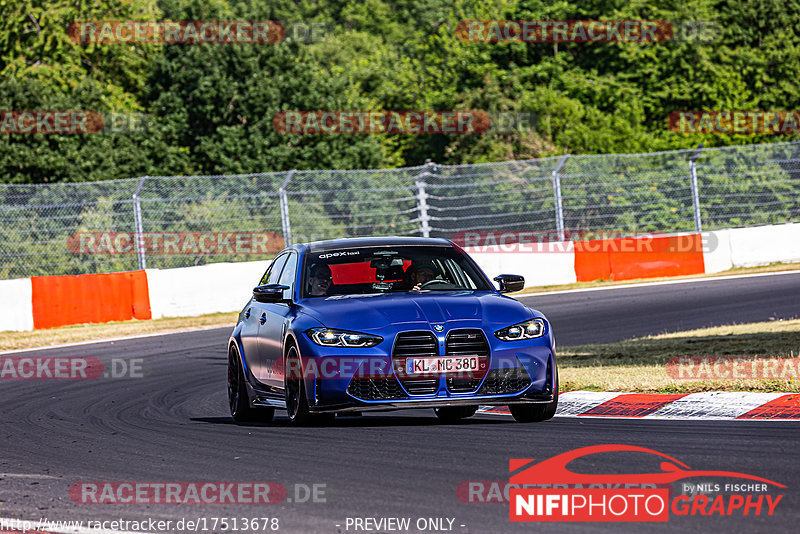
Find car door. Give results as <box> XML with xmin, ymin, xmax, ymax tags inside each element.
<box><xmin>257</xmin><ymin>251</ymin><xmax>298</xmax><ymax>390</ymax></box>
<box><xmin>242</xmin><ymin>253</ymin><xmax>288</xmax><ymax>384</ymax></box>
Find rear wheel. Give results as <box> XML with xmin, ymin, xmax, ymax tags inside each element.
<box><xmin>284</xmin><ymin>346</ymin><xmax>334</xmax><ymax>426</ymax></box>
<box><xmin>228</xmin><ymin>345</ymin><xmax>274</xmax><ymax>423</ymax></box>
<box><xmin>434</xmin><ymin>405</ymin><xmax>478</xmax><ymax>423</ymax></box>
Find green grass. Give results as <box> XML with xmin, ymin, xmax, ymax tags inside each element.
<box><xmin>0</xmin><ymin>312</ymin><xmax>238</xmax><ymax>352</ymax></box>
<box><xmin>559</xmin><ymin>319</ymin><xmax>800</xmax><ymax>393</ymax></box>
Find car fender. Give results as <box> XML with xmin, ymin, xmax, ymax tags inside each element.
<box><xmin>283</xmin><ymin>310</ymin><xmax>325</xmax><ymax>402</ymax></box>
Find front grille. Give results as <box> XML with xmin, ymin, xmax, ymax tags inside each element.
<box><xmin>445</xmin><ymin>329</ymin><xmax>490</xmax><ymax>393</ymax></box>
<box><xmin>393</xmin><ymin>331</ymin><xmax>439</xmax><ymax>395</ymax></box>
<box><xmin>477</xmin><ymin>363</ymin><xmax>532</xmax><ymax>395</ymax></box>
<box><xmin>347</xmin><ymin>362</ymin><xmax>406</xmax><ymax>400</ymax></box>
<box><xmin>347</xmin><ymin>376</ymin><xmax>406</xmax><ymax>400</ymax></box>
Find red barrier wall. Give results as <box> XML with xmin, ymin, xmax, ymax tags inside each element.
<box><xmin>31</xmin><ymin>271</ymin><xmax>151</xmax><ymax>329</ymax></box>
<box><xmin>574</xmin><ymin>234</ymin><xmax>705</xmax><ymax>282</ymax></box>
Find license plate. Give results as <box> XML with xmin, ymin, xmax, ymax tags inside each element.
<box><xmin>406</xmin><ymin>356</ymin><xmax>480</xmax><ymax>375</ymax></box>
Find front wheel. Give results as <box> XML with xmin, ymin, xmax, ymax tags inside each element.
<box><xmin>284</xmin><ymin>346</ymin><xmax>334</xmax><ymax>426</ymax></box>
<box><xmin>509</xmin><ymin>401</ymin><xmax>557</xmax><ymax>423</ymax></box>
<box><xmin>434</xmin><ymin>405</ymin><xmax>478</xmax><ymax>423</ymax></box>
<box><xmin>510</xmin><ymin>371</ymin><xmax>558</xmax><ymax>423</ymax></box>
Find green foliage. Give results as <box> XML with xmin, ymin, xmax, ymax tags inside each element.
<box><xmin>2</xmin><ymin>0</ymin><xmax>800</xmax><ymax>278</ymax></box>
<box><xmin>0</xmin><ymin>0</ymin><xmax>161</xmax><ymax>105</ymax></box>
<box><xmin>3</xmin><ymin>0</ymin><xmax>800</xmax><ymax>181</ymax></box>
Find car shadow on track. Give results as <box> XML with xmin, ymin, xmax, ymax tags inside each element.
<box><xmin>191</xmin><ymin>414</ymin><xmax>513</xmax><ymax>428</ymax></box>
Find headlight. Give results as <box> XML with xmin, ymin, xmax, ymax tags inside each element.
<box><xmin>306</xmin><ymin>327</ymin><xmax>383</xmax><ymax>348</ymax></box>
<box><xmin>494</xmin><ymin>319</ymin><xmax>545</xmax><ymax>341</ymax></box>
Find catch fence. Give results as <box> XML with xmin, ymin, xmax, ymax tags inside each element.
<box><xmin>1</xmin><ymin>141</ymin><xmax>798</xmax><ymax>279</ymax></box>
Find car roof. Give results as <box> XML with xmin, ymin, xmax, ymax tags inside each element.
<box><xmin>302</xmin><ymin>236</ymin><xmax>453</xmax><ymax>253</ymax></box>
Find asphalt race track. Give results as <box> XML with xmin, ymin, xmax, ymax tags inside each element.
<box><xmin>519</xmin><ymin>271</ymin><xmax>800</xmax><ymax>345</ymax></box>
<box><xmin>2</xmin><ymin>272</ymin><xmax>799</xmax><ymax>533</ymax></box>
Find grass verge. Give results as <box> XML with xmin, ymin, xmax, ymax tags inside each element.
<box><xmin>0</xmin><ymin>312</ymin><xmax>238</xmax><ymax>353</ymax></box>
<box><xmin>559</xmin><ymin>319</ymin><xmax>800</xmax><ymax>393</ymax></box>
<box><xmin>517</xmin><ymin>262</ymin><xmax>800</xmax><ymax>295</ymax></box>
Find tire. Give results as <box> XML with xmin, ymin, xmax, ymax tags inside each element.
<box><xmin>434</xmin><ymin>405</ymin><xmax>478</xmax><ymax>423</ymax></box>
<box><xmin>510</xmin><ymin>371</ymin><xmax>559</xmax><ymax>423</ymax></box>
<box><xmin>228</xmin><ymin>344</ymin><xmax>274</xmax><ymax>423</ymax></box>
<box><xmin>284</xmin><ymin>346</ymin><xmax>334</xmax><ymax>426</ymax></box>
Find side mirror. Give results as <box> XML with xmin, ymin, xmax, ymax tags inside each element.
<box><xmin>253</xmin><ymin>284</ymin><xmax>290</xmax><ymax>303</ymax></box>
<box><xmin>493</xmin><ymin>274</ymin><xmax>525</xmax><ymax>294</ymax></box>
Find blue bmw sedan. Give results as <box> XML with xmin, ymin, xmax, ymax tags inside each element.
<box><xmin>227</xmin><ymin>237</ymin><xmax>558</xmax><ymax>424</ymax></box>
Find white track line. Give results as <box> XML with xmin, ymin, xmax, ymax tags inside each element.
<box><xmin>646</xmin><ymin>391</ymin><xmax>786</xmax><ymax>420</ymax></box>
<box><xmin>478</xmin><ymin>391</ymin><xmax>620</xmax><ymax>416</ymax></box>
<box><xmin>479</xmin><ymin>391</ymin><xmax>799</xmax><ymax>420</ymax></box>
<box><xmin>0</xmin><ymin>324</ymin><xmax>231</xmax><ymax>356</ymax></box>
<box><xmin>0</xmin><ymin>473</ymin><xmax>59</xmax><ymax>479</ymax></box>
<box><xmin>555</xmin><ymin>391</ymin><xmax>622</xmax><ymax>416</ymax></box>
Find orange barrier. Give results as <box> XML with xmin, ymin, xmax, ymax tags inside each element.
<box><xmin>31</xmin><ymin>270</ymin><xmax>151</xmax><ymax>329</ymax></box>
<box><xmin>574</xmin><ymin>234</ymin><xmax>705</xmax><ymax>282</ymax></box>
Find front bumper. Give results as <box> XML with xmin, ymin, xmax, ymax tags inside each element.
<box><xmin>294</xmin><ymin>325</ymin><xmax>556</xmax><ymax>412</ymax></box>
<box><xmin>311</xmin><ymin>394</ymin><xmax>556</xmax><ymax>414</ymax></box>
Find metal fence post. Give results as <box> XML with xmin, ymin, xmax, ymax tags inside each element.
<box><xmin>690</xmin><ymin>143</ymin><xmax>704</xmax><ymax>232</ymax></box>
<box><xmin>552</xmin><ymin>154</ymin><xmax>570</xmax><ymax>241</ymax></box>
<box><xmin>133</xmin><ymin>176</ymin><xmax>147</xmax><ymax>270</ymax></box>
<box><xmin>279</xmin><ymin>169</ymin><xmax>296</xmax><ymax>246</ymax></box>
<box><xmin>415</xmin><ymin>160</ymin><xmax>433</xmax><ymax>238</ymax></box>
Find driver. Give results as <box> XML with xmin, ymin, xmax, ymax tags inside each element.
<box><xmin>307</xmin><ymin>263</ymin><xmax>333</xmax><ymax>297</ymax></box>
<box><xmin>405</xmin><ymin>261</ymin><xmax>440</xmax><ymax>290</ymax></box>
<box><xmin>411</xmin><ymin>266</ymin><xmax>436</xmax><ymax>289</ymax></box>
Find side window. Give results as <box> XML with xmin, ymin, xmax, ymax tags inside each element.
<box><xmin>259</xmin><ymin>253</ymin><xmax>288</xmax><ymax>286</ymax></box>
<box><xmin>277</xmin><ymin>253</ymin><xmax>298</xmax><ymax>299</ymax></box>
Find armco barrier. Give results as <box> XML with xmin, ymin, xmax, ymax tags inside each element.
<box><xmin>0</xmin><ymin>277</ymin><xmax>34</xmax><ymax>332</ymax></box>
<box><xmin>727</xmin><ymin>222</ymin><xmax>800</xmax><ymax>267</ymax></box>
<box><xmin>701</xmin><ymin>229</ymin><xmax>733</xmax><ymax>273</ymax></box>
<box><xmin>466</xmin><ymin>241</ymin><xmax>578</xmax><ymax>287</ymax></box>
<box><xmin>146</xmin><ymin>261</ymin><xmax>266</xmax><ymax>319</ymax></box>
<box><xmin>30</xmin><ymin>271</ymin><xmax>151</xmax><ymax>329</ymax></box>
<box><xmin>2</xmin><ymin>224</ymin><xmax>799</xmax><ymax>333</ymax></box>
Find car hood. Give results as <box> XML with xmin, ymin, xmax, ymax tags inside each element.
<box><xmin>297</xmin><ymin>291</ymin><xmax>540</xmax><ymax>332</ymax></box>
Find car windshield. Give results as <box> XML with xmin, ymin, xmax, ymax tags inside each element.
<box><xmin>301</xmin><ymin>245</ymin><xmax>492</xmax><ymax>298</ymax></box>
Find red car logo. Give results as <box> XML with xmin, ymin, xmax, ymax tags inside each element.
<box><xmin>510</xmin><ymin>444</ymin><xmax>785</xmax><ymax>487</ymax></box>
